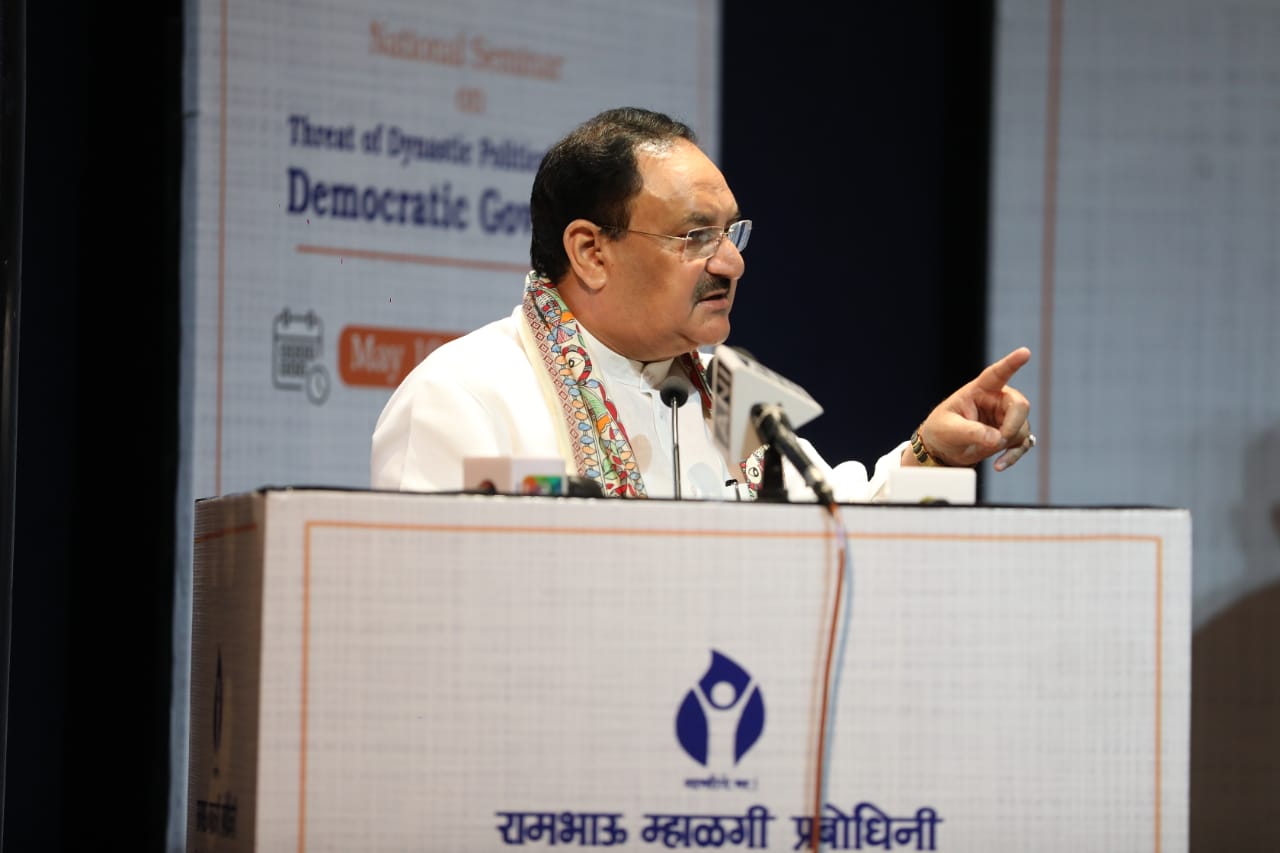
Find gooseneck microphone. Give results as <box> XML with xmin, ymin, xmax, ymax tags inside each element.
<box><xmin>750</xmin><ymin>403</ymin><xmax>836</xmax><ymax>506</ymax></box>
<box><xmin>659</xmin><ymin>376</ymin><xmax>692</xmax><ymax>499</ymax></box>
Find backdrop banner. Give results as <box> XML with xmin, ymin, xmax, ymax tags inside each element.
<box><xmin>183</xmin><ymin>0</ymin><xmax>721</xmax><ymax>499</ymax></box>
<box><xmin>177</xmin><ymin>2</ymin><xmax>721</xmax><ymax>846</ymax></box>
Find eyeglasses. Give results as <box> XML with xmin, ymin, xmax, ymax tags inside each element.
<box><xmin>605</xmin><ymin>219</ymin><xmax>752</xmax><ymax>261</ymax></box>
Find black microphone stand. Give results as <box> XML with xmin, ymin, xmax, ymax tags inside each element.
<box><xmin>756</xmin><ymin>444</ymin><xmax>788</xmax><ymax>503</ymax></box>
<box><xmin>750</xmin><ymin>403</ymin><xmax>836</xmax><ymax>505</ymax></box>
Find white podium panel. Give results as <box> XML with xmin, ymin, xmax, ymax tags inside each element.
<box><xmin>188</xmin><ymin>489</ymin><xmax>1190</xmax><ymax>852</ymax></box>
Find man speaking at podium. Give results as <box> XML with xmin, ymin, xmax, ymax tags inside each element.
<box><xmin>371</xmin><ymin>107</ymin><xmax>1035</xmax><ymax>500</ymax></box>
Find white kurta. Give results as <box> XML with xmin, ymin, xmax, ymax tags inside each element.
<box><xmin>371</xmin><ymin>306</ymin><xmax>905</xmax><ymax>501</ymax></box>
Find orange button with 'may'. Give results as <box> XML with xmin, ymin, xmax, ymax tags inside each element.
<box><xmin>338</xmin><ymin>325</ymin><xmax>460</xmax><ymax>388</ymax></box>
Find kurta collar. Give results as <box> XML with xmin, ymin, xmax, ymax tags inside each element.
<box><xmin>577</xmin><ymin>325</ymin><xmax>676</xmax><ymax>391</ymax></box>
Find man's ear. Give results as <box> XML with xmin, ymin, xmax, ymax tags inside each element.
<box><xmin>563</xmin><ymin>219</ymin><xmax>608</xmax><ymax>291</ymax></box>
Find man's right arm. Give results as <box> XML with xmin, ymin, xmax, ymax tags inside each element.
<box><xmin>370</xmin><ymin>361</ymin><xmax>507</xmax><ymax>493</ymax></box>
<box><xmin>370</xmin><ymin>315</ymin><xmax>567</xmax><ymax>492</ymax></box>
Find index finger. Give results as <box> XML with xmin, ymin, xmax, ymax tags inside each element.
<box><xmin>975</xmin><ymin>346</ymin><xmax>1032</xmax><ymax>391</ymax></box>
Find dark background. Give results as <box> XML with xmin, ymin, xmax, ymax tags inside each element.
<box><xmin>1</xmin><ymin>2</ymin><xmax>991</xmax><ymax>849</ymax></box>
<box><xmin>723</xmin><ymin>6</ymin><xmax>991</xmax><ymax>472</ymax></box>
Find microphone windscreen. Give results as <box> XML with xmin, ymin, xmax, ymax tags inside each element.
<box><xmin>659</xmin><ymin>376</ymin><xmax>692</xmax><ymax>407</ymax></box>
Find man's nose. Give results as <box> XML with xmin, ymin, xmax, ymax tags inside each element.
<box><xmin>705</xmin><ymin>236</ymin><xmax>745</xmax><ymax>278</ymax></box>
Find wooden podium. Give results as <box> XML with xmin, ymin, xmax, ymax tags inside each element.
<box><xmin>187</xmin><ymin>489</ymin><xmax>1190</xmax><ymax>852</ymax></box>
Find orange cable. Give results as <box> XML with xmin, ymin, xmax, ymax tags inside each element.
<box><xmin>811</xmin><ymin>501</ymin><xmax>845</xmax><ymax>851</ymax></box>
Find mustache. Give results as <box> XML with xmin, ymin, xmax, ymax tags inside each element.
<box><xmin>694</xmin><ymin>275</ymin><xmax>731</xmax><ymax>301</ymax></box>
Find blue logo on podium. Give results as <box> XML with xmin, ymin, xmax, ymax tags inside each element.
<box><xmin>675</xmin><ymin>650</ymin><xmax>765</xmax><ymax>766</ymax></box>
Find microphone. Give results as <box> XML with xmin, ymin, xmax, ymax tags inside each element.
<box><xmin>751</xmin><ymin>404</ymin><xmax>835</xmax><ymax>505</ymax></box>
<box><xmin>709</xmin><ymin>345</ymin><xmax>831</xmax><ymax>503</ymax></box>
<box><xmin>659</xmin><ymin>376</ymin><xmax>692</xmax><ymax>499</ymax></box>
<box><xmin>710</xmin><ymin>345</ymin><xmax>823</xmax><ymax>462</ymax></box>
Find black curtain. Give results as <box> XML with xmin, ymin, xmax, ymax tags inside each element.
<box><xmin>722</xmin><ymin>5</ymin><xmax>993</xmax><ymax>476</ymax></box>
<box><xmin>0</xmin><ymin>0</ymin><xmax>25</xmax><ymax>842</ymax></box>
<box><xmin>5</xmin><ymin>0</ymin><xmax>181</xmax><ymax>849</ymax></box>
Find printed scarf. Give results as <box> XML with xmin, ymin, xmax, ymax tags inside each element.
<box><xmin>521</xmin><ymin>272</ymin><xmax>714</xmax><ymax>497</ymax></box>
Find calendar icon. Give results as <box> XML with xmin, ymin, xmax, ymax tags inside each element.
<box><xmin>272</xmin><ymin>308</ymin><xmax>331</xmax><ymax>404</ymax></box>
